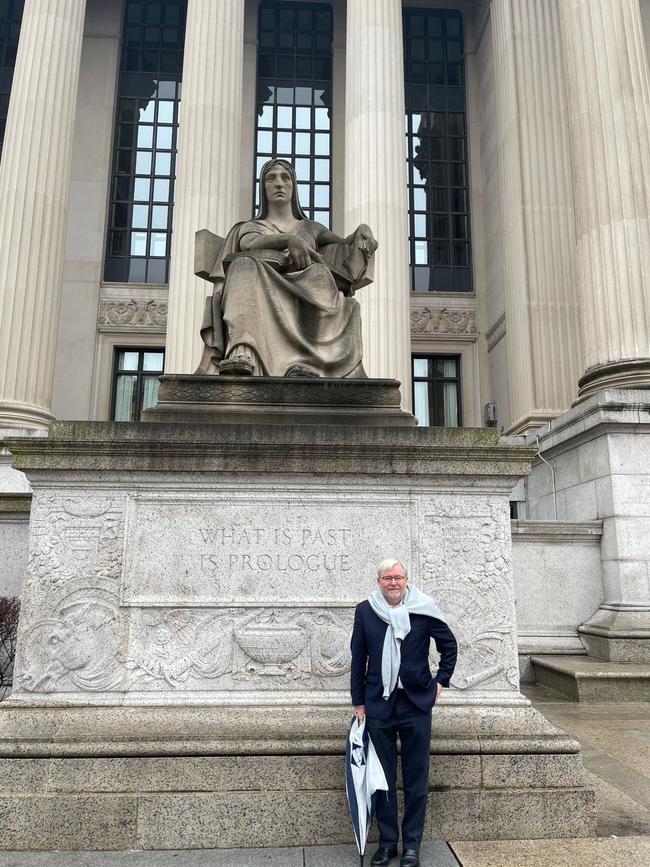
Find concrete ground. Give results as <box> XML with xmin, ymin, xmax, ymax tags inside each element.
<box><xmin>0</xmin><ymin>686</ymin><xmax>648</xmax><ymax>866</ymax></box>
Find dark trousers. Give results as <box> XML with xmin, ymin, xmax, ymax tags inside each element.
<box><xmin>366</xmin><ymin>690</ymin><xmax>432</xmax><ymax>850</ymax></box>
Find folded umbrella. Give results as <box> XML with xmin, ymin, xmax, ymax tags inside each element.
<box><xmin>345</xmin><ymin>716</ymin><xmax>389</xmax><ymax>867</ymax></box>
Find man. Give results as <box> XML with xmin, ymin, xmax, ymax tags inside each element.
<box><xmin>350</xmin><ymin>558</ymin><xmax>458</xmax><ymax>867</ymax></box>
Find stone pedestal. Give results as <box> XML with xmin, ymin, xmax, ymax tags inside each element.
<box><xmin>0</xmin><ymin>421</ymin><xmax>595</xmax><ymax>845</ymax></box>
<box><xmin>525</xmin><ymin>389</ymin><xmax>650</xmax><ymax>663</ymax></box>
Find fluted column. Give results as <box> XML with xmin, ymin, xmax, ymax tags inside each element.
<box><xmin>560</xmin><ymin>0</ymin><xmax>650</xmax><ymax>398</ymax></box>
<box><xmin>0</xmin><ymin>0</ymin><xmax>87</xmax><ymax>430</ymax></box>
<box><xmin>165</xmin><ymin>0</ymin><xmax>245</xmax><ymax>374</ymax></box>
<box><xmin>491</xmin><ymin>0</ymin><xmax>583</xmax><ymax>434</ymax></box>
<box><xmin>345</xmin><ymin>0</ymin><xmax>411</xmax><ymax>409</ymax></box>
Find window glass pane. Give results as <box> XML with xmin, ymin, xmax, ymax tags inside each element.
<box><xmin>104</xmin><ymin>0</ymin><xmax>186</xmax><ymax>283</ymax></box>
<box><xmin>117</xmin><ymin>351</ymin><xmax>140</xmax><ymax>371</ymax></box>
<box><xmin>153</xmin><ymin>178</ymin><xmax>170</xmax><ymax>201</ymax></box>
<box><xmin>258</xmin><ymin>105</ymin><xmax>273</xmax><ymax>127</ymax></box>
<box><xmin>114</xmin><ymin>375</ymin><xmax>138</xmax><ymax>421</ymax></box>
<box><xmin>313</xmin><ymin>186</ymin><xmax>329</xmax><ymax>208</ymax></box>
<box><xmin>150</xmin><ymin>232</ymin><xmax>167</xmax><ymax>256</ymax></box>
<box><xmin>136</xmin><ymin>124</ymin><xmax>153</xmax><ymax>147</ymax></box>
<box><xmin>135</xmin><ymin>150</ymin><xmax>152</xmax><ymax>173</ymax></box>
<box><xmin>155</xmin><ymin>151</ymin><xmax>171</xmax><ymax>175</ymax></box>
<box><xmin>295</xmin><ymin>132</ymin><xmax>310</xmax><ymax>154</ymax></box>
<box><xmin>295</xmin><ymin>107</ymin><xmax>310</xmax><ymax>129</ymax></box>
<box><xmin>132</xmin><ymin>204</ymin><xmax>149</xmax><ymax>228</ymax></box>
<box><xmin>142</xmin><ymin>376</ymin><xmax>161</xmax><ymax>411</ymax></box>
<box><xmin>314</xmin><ymin>158</ymin><xmax>329</xmax><ymax>181</ymax></box>
<box><xmin>134</xmin><ymin>177</ymin><xmax>150</xmax><ymax>200</ymax></box>
<box><xmin>277</xmin><ymin>130</ymin><xmax>292</xmax><ymax>153</ymax></box>
<box><xmin>443</xmin><ymin>382</ymin><xmax>459</xmax><ymax>426</ymax></box>
<box><xmin>276</xmin><ymin>105</ymin><xmax>292</xmax><ymax>127</ymax></box>
<box><xmin>314</xmin><ymin>133</ymin><xmax>329</xmax><ymax>155</ymax></box>
<box><xmin>294</xmin><ymin>157</ymin><xmax>310</xmax><ymax>181</ymax></box>
<box><xmin>143</xmin><ymin>351</ymin><xmax>164</xmax><ymax>372</ymax></box>
<box><xmin>414</xmin><ymin>382</ymin><xmax>430</xmax><ymax>427</ymax></box>
<box><xmin>156</xmin><ymin>126</ymin><xmax>172</xmax><ymax>149</ymax></box>
<box><xmin>151</xmin><ymin>205</ymin><xmax>168</xmax><ymax>229</ymax></box>
<box><xmin>413</xmin><ymin>358</ymin><xmax>428</xmax><ymax>378</ymax></box>
<box><xmin>257</xmin><ymin>129</ymin><xmax>273</xmax><ymax>152</ymax></box>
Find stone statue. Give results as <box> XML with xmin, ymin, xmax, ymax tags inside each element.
<box><xmin>196</xmin><ymin>159</ymin><xmax>377</xmax><ymax>378</ymax></box>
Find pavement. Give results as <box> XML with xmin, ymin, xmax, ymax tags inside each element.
<box><xmin>0</xmin><ymin>685</ymin><xmax>648</xmax><ymax>866</ymax></box>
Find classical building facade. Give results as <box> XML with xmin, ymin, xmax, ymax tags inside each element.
<box><xmin>0</xmin><ymin>0</ymin><xmax>649</xmax><ymax>668</ymax></box>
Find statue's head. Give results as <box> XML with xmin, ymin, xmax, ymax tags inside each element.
<box><xmin>256</xmin><ymin>158</ymin><xmax>308</xmax><ymax>220</ymax></box>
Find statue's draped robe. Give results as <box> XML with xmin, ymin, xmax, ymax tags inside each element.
<box><xmin>200</xmin><ymin>219</ymin><xmax>368</xmax><ymax>377</ymax></box>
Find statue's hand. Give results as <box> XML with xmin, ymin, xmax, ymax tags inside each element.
<box><xmin>355</xmin><ymin>224</ymin><xmax>378</xmax><ymax>255</ymax></box>
<box><xmin>286</xmin><ymin>236</ymin><xmax>322</xmax><ymax>270</ymax></box>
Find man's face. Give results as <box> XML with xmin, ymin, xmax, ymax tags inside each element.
<box><xmin>264</xmin><ymin>163</ymin><xmax>293</xmax><ymax>203</ymax></box>
<box><xmin>377</xmin><ymin>563</ymin><xmax>408</xmax><ymax>606</ymax></box>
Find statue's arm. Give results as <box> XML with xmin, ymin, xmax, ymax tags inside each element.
<box><xmin>316</xmin><ymin>224</ymin><xmax>378</xmax><ymax>255</ymax></box>
<box><xmin>240</xmin><ymin>230</ymin><xmax>322</xmax><ymax>270</ymax></box>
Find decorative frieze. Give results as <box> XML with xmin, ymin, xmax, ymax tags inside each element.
<box><xmin>410</xmin><ymin>307</ymin><xmax>477</xmax><ymax>338</ymax></box>
<box><xmin>98</xmin><ymin>299</ymin><xmax>167</xmax><ymax>331</ymax></box>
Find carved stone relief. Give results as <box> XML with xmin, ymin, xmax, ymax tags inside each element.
<box><xmin>98</xmin><ymin>299</ymin><xmax>167</xmax><ymax>330</ymax></box>
<box><xmin>418</xmin><ymin>496</ymin><xmax>520</xmax><ymax>692</ymax></box>
<box><xmin>14</xmin><ymin>487</ymin><xmax>521</xmax><ymax>700</ymax></box>
<box><xmin>410</xmin><ymin>307</ymin><xmax>476</xmax><ymax>336</ymax></box>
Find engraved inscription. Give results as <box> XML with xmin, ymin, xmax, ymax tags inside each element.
<box><xmin>121</xmin><ymin>494</ymin><xmax>411</xmax><ymax>606</ymax></box>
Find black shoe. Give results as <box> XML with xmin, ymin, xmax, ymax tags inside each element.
<box><xmin>400</xmin><ymin>850</ymin><xmax>420</xmax><ymax>867</ymax></box>
<box><xmin>371</xmin><ymin>846</ymin><xmax>398</xmax><ymax>866</ymax></box>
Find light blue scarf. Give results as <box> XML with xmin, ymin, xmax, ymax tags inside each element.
<box><xmin>368</xmin><ymin>585</ymin><xmax>447</xmax><ymax>700</ymax></box>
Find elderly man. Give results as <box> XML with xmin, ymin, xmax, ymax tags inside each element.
<box><xmin>350</xmin><ymin>559</ymin><xmax>458</xmax><ymax>867</ymax></box>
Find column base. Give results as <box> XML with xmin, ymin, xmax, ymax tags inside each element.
<box><xmin>579</xmin><ymin>606</ymin><xmax>650</xmax><ymax>663</ymax></box>
<box><xmin>576</xmin><ymin>359</ymin><xmax>650</xmax><ymax>400</ymax></box>
<box><xmin>0</xmin><ymin>401</ymin><xmax>53</xmax><ymax>432</ymax></box>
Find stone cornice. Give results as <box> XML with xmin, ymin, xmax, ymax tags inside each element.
<box><xmin>6</xmin><ymin>422</ymin><xmax>537</xmax><ymax>480</ymax></box>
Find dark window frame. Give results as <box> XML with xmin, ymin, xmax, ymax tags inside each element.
<box><xmin>255</xmin><ymin>1</ymin><xmax>333</xmax><ymax>226</ymax></box>
<box><xmin>104</xmin><ymin>0</ymin><xmax>187</xmax><ymax>284</ymax></box>
<box><xmin>411</xmin><ymin>353</ymin><xmax>462</xmax><ymax>427</ymax></box>
<box><xmin>404</xmin><ymin>7</ymin><xmax>472</xmax><ymax>293</ymax></box>
<box><xmin>110</xmin><ymin>347</ymin><xmax>165</xmax><ymax>421</ymax></box>
<box><xmin>0</xmin><ymin>0</ymin><xmax>24</xmax><ymax>159</ymax></box>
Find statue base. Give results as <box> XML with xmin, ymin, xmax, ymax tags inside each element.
<box><xmin>142</xmin><ymin>374</ymin><xmax>415</xmax><ymax>426</ymax></box>
<box><xmin>2</xmin><ymin>421</ymin><xmax>595</xmax><ymax>845</ymax></box>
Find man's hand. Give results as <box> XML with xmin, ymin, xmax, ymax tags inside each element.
<box><xmin>436</xmin><ymin>683</ymin><xmax>444</xmax><ymax>701</ymax></box>
<box><xmin>353</xmin><ymin>705</ymin><xmax>365</xmax><ymax>724</ymax></box>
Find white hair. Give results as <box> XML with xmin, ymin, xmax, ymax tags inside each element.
<box><xmin>377</xmin><ymin>558</ymin><xmax>408</xmax><ymax>579</ymax></box>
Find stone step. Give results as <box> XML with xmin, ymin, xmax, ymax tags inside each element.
<box><xmin>0</xmin><ymin>703</ymin><xmax>595</xmax><ymax>849</ymax></box>
<box><xmin>531</xmin><ymin>655</ymin><xmax>650</xmax><ymax>702</ymax></box>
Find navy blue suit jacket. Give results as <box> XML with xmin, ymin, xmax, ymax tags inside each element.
<box><xmin>350</xmin><ymin>599</ymin><xmax>458</xmax><ymax>719</ymax></box>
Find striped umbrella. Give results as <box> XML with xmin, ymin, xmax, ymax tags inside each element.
<box><xmin>345</xmin><ymin>716</ymin><xmax>389</xmax><ymax>867</ymax></box>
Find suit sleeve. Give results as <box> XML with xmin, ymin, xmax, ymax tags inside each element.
<box><xmin>430</xmin><ymin>618</ymin><xmax>458</xmax><ymax>687</ymax></box>
<box><xmin>350</xmin><ymin>604</ymin><xmax>367</xmax><ymax>706</ymax></box>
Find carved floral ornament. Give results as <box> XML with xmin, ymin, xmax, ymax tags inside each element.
<box><xmin>15</xmin><ymin>493</ymin><xmax>519</xmax><ymax>697</ymax></box>
<box><xmin>410</xmin><ymin>306</ymin><xmax>476</xmax><ymax>336</ymax></box>
<box><xmin>98</xmin><ymin>299</ymin><xmax>167</xmax><ymax>330</ymax></box>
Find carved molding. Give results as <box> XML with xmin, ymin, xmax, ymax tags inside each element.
<box><xmin>410</xmin><ymin>306</ymin><xmax>477</xmax><ymax>337</ymax></box>
<box><xmin>486</xmin><ymin>314</ymin><xmax>506</xmax><ymax>351</ymax></box>
<box><xmin>98</xmin><ymin>299</ymin><xmax>167</xmax><ymax>331</ymax></box>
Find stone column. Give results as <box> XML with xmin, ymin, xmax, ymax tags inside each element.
<box><xmin>344</xmin><ymin>0</ymin><xmax>411</xmax><ymax>408</ymax></box>
<box><xmin>0</xmin><ymin>0</ymin><xmax>87</xmax><ymax>430</ymax></box>
<box><xmin>560</xmin><ymin>0</ymin><xmax>650</xmax><ymax>398</ymax></box>
<box><xmin>164</xmin><ymin>0</ymin><xmax>245</xmax><ymax>374</ymax></box>
<box><xmin>490</xmin><ymin>0</ymin><xmax>583</xmax><ymax>434</ymax></box>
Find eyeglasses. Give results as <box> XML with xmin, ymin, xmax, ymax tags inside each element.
<box><xmin>379</xmin><ymin>575</ymin><xmax>407</xmax><ymax>583</ymax></box>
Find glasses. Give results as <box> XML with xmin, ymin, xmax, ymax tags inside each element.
<box><xmin>379</xmin><ymin>575</ymin><xmax>407</xmax><ymax>583</ymax></box>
